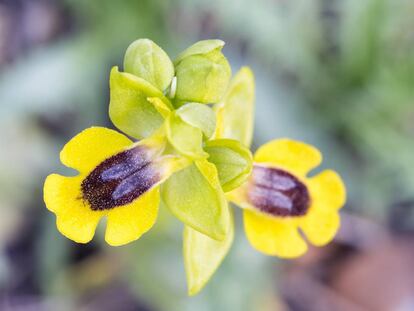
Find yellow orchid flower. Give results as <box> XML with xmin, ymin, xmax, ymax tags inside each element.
<box><xmin>183</xmin><ymin>66</ymin><xmax>346</xmax><ymax>296</ymax></box>
<box><xmin>44</xmin><ymin>39</ymin><xmax>252</xmax><ymax>247</ymax></box>
<box><xmin>43</xmin><ymin>127</ymin><xmax>186</xmax><ymax>246</ymax></box>
<box><xmin>229</xmin><ymin>139</ymin><xmax>346</xmax><ymax>258</ymax></box>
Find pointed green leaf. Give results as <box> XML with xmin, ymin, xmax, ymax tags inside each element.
<box><xmin>176</xmin><ymin>103</ymin><xmax>216</xmax><ymax>138</ymax></box>
<box><xmin>214</xmin><ymin>67</ymin><xmax>255</xmax><ymax>147</ymax></box>
<box><xmin>174</xmin><ymin>40</ymin><xmax>231</xmax><ymax>104</ymax></box>
<box><xmin>124</xmin><ymin>39</ymin><xmax>174</xmax><ymax>91</ymax></box>
<box><xmin>166</xmin><ymin>113</ymin><xmax>207</xmax><ymax>159</ymax></box>
<box><xmin>205</xmin><ymin>139</ymin><xmax>253</xmax><ymax>192</ymax></box>
<box><xmin>184</xmin><ymin>208</ymin><xmax>234</xmax><ymax>296</ymax></box>
<box><xmin>161</xmin><ymin>160</ymin><xmax>229</xmax><ymax>240</ymax></box>
<box><xmin>109</xmin><ymin>66</ymin><xmax>171</xmax><ymax>139</ymax></box>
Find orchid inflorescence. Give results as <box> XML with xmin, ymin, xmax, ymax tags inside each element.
<box><xmin>44</xmin><ymin>39</ymin><xmax>346</xmax><ymax>295</ymax></box>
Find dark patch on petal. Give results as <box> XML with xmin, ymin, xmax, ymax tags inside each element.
<box><xmin>247</xmin><ymin>165</ymin><xmax>310</xmax><ymax>217</ymax></box>
<box><xmin>81</xmin><ymin>145</ymin><xmax>160</xmax><ymax>211</ymax></box>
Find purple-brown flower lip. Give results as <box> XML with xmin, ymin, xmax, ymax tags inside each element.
<box><xmin>247</xmin><ymin>165</ymin><xmax>310</xmax><ymax>217</ymax></box>
<box><xmin>81</xmin><ymin>145</ymin><xmax>160</xmax><ymax>211</ymax></box>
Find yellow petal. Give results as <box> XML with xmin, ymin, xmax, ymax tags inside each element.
<box><xmin>44</xmin><ymin>174</ymin><xmax>103</xmax><ymax>243</ymax></box>
<box><xmin>300</xmin><ymin>208</ymin><xmax>340</xmax><ymax>246</ymax></box>
<box><xmin>307</xmin><ymin>169</ymin><xmax>346</xmax><ymax>210</ymax></box>
<box><xmin>60</xmin><ymin>127</ymin><xmax>132</xmax><ymax>172</ymax></box>
<box><xmin>105</xmin><ymin>187</ymin><xmax>160</xmax><ymax>246</ymax></box>
<box><xmin>254</xmin><ymin>139</ymin><xmax>322</xmax><ymax>177</ymax></box>
<box><xmin>226</xmin><ymin>184</ymin><xmax>249</xmax><ymax>209</ymax></box>
<box><xmin>243</xmin><ymin>209</ymin><xmax>307</xmax><ymax>258</ymax></box>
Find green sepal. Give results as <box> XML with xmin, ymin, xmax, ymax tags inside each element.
<box><xmin>109</xmin><ymin>66</ymin><xmax>172</xmax><ymax>139</ymax></box>
<box><xmin>124</xmin><ymin>39</ymin><xmax>174</xmax><ymax>92</ymax></box>
<box><xmin>176</xmin><ymin>102</ymin><xmax>216</xmax><ymax>139</ymax></box>
<box><xmin>161</xmin><ymin>159</ymin><xmax>230</xmax><ymax>241</ymax></box>
<box><xmin>214</xmin><ymin>67</ymin><xmax>255</xmax><ymax>147</ymax></box>
<box><xmin>174</xmin><ymin>40</ymin><xmax>225</xmax><ymax>64</ymax></box>
<box><xmin>204</xmin><ymin>139</ymin><xmax>253</xmax><ymax>192</ymax></box>
<box><xmin>147</xmin><ymin>97</ymin><xmax>172</xmax><ymax>119</ymax></box>
<box><xmin>174</xmin><ymin>40</ymin><xmax>231</xmax><ymax>104</ymax></box>
<box><xmin>183</xmin><ymin>208</ymin><xmax>234</xmax><ymax>296</ymax></box>
<box><xmin>166</xmin><ymin>112</ymin><xmax>208</xmax><ymax>159</ymax></box>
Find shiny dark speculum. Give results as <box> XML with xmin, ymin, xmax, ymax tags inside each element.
<box><xmin>81</xmin><ymin>146</ymin><xmax>160</xmax><ymax>211</ymax></box>
<box><xmin>247</xmin><ymin>165</ymin><xmax>310</xmax><ymax>217</ymax></box>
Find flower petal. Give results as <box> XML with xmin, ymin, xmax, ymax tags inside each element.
<box><xmin>299</xmin><ymin>209</ymin><xmax>340</xmax><ymax>246</ymax></box>
<box><xmin>243</xmin><ymin>209</ymin><xmax>307</xmax><ymax>258</ymax></box>
<box><xmin>307</xmin><ymin>169</ymin><xmax>346</xmax><ymax>211</ymax></box>
<box><xmin>44</xmin><ymin>174</ymin><xmax>103</xmax><ymax>243</ymax></box>
<box><xmin>166</xmin><ymin>113</ymin><xmax>207</xmax><ymax>159</ymax></box>
<box><xmin>105</xmin><ymin>187</ymin><xmax>160</xmax><ymax>246</ymax></box>
<box><xmin>124</xmin><ymin>39</ymin><xmax>174</xmax><ymax>92</ymax></box>
<box><xmin>184</xmin><ymin>208</ymin><xmax>234</xmax><ymax>296</ymax></box>
<box><xmin>161</xmin><ymin>160</ymin><xmax>229</xmax><ymax>240</ymax></box>
<box><xmin>174</xmin><ymin>40</ymin><xmax>225</xmax><ymax>64</ymax></box>
<box><xmin>254</xmin><ymin>139</ymin><xmax>322</xmax><ymax>177</ymax></box>
<box><xmin>204</xmin><ymin>139</ymin><xmax>253</xmax><ymax>192</ymax></box>
<box><xmin>176</xmin><ymin>102</ymin><xmax>216</xmax><ymax>139</ymax></box>
<box><xmin>60</xmin><ymin>127</ymin><xmax>132</xmax><ymax>173</ymax></box>
<box><xmin>109</xmin><ymin>66</ymin><xmax>170</xmax><ymax>139</ymax></box>
<box><xmin>174</xmin><ymin>40</ymin><xmax>231</xmax><ymax>104</ymax></box>
<box><xmin>214</xmin><ymin>67</ymin><xmax>255</xmax><ymax>147</ymax></box>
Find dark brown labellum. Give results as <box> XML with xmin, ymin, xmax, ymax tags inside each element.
<box><xmin>81</xmin><ymin>145</ymin><xmax>160</xmax><ymax>211</ymax></box>
<box><xmin>247</xmin><ymin>165</ymin><xmax>310</xmax><ymax>217</ymax></box>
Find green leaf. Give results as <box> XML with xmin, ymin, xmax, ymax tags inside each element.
<box><xmin>166</xmin><ymin>113</ymin><xmax>207</xmax><ymax>159</ymax></box>
<box><xmin>204</xmin><ymin>139</ymin><xmax>253</xmax><ymax>192</ymax></box>
<box><xmin>214</xmin><ymin>67</ymin><xmax>255</xmax><ymax>147</ymax></box>
<box><xmin>109</xmin><ymin>66</ymin><xmax>170</xmax><ymax>139</ymax></box>
<box><xmin>124</xmin><ymin>39</ymin><xmax>174</xmax><ymax>91</ymax></box>
<box><xmin>183</xmin><ymin>208</ymin><xmax>234</xmax><ymax>296</ymax></box>
<box><xmin>161</xmin><ymin>159</ymin><xmax>230</xmax><ymax>240</ymax></box>
<box><xmin>176</xmin><ymin>103</ymin><xmax>216</xmax><ymax>138</ymax></box>
<box><xmin>174</xmin><ymin>40</ymin><xmax>231</xmax><ymax>104</ymax></box>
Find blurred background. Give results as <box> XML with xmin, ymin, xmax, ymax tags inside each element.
<box><xmin>1</xmin><ymin>0</ymin><xmax>414</xmax><ymax>310</ymax></box>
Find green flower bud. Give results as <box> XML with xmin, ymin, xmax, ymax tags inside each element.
<box><xmin>174</xmin><ymin>40</ymin><xmax>231</xmax><ymax>104</ymax></box>
<box><xmin>124</xmin><ymin>39</ymin><xmax>174</xmax><ymax>92</ymax></box>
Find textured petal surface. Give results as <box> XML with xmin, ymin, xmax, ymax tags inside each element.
<box><xmin>300</xmin><ymin>208</ymin><xmax>340</xmax><ymax>246</ymax></box>
<box><xmin>214</xmin><ymin>67</ymin><xmax>255</xmax><ymax>147</ymax></box>
<box><xmin>161</xmin><ymin>160</ymin><xmax>229</xmax><ymax>240</ymax></box>
<box><xmin>184</xmin><ymin>208</ymin><xmax>234</xmax><ymax>296</ymax></box>
<box><xmin>44</xmin><ymin>174</ymin><xmax>103</xmax><ymax>243</ymax></box>
<box><xmin>60</xmin><ymin>127</ymin><xmax>132</xmax><ymax>172</ymax></box>
<box><xmin>307</xmin><ymin>169</ymin><xmax>346</xmax><ymax>210</ymax></box>
<box><xmin>166</xmin><ymin>113</ymin><xmax>207</xmax><ymax>159</ymax></box>
<box><xmin>174</xmin><ymin>40</ymin><xmax>224</xmax><ymax>64</ymax></box>
<box><xmin>105</xmin><ymin>187</ymin><xmax>160</xmax><ymax>246</ymax></box>
<box><xmin>109</xmin><ymin>66</ymin><xmax>167</xmax><ymax>139</ymax></box>
<box><xmin>176</xmin><ymin>103</ymin><xmax>216</xmax><ymax>139</ymax></box>
<box><xmin>174</xmin><ymin>41</ymin><xmax>231</xmax><ymax>104</ymax></box>
<box><xmin>254</xmin><ymin>139</ymin><xmax>322</xmax><ymax>177</ymax></box>
<box><xmin>204</xmin><ymin>139</ymin><xmax>252</xmax><ymax>192</ymax></box>
<box><xmin>243</xmin><ymin>209</ymin><xmax>307</xmax><ymax>258</ymax></box>
<box><xmin>124</xmin><ymin>39</ymin><xmax>174</xmax><ymax>91</ymax></box>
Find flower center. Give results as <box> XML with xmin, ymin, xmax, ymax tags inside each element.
<box><xmin>81</xmin><ymin>146</ymin><xmax>160</xmax><ymax>211</ymax></box>
<box><xmin>247</xmin><ymin>165</ymin><xmax>310</xmax><ymax>217</ymax></box>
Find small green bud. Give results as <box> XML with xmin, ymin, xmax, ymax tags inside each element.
<box><xmin>124</xmin><ymin>39</ymin><xmax>174</xmax><ymax>92</ymax></box>
<box><xmin>204</xmin><ymin>139</ymin><xmax>253</xmax><ymax>192</ymax></box>
<box><xmin>174</xmin><ymin>40</ymin><xmax>231</xmax><ymax>104</ymax></box>
<box><xmin>176</xmin><ymin>103</ymin><xmax>216</xmax><ymax>139</ymax></box>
